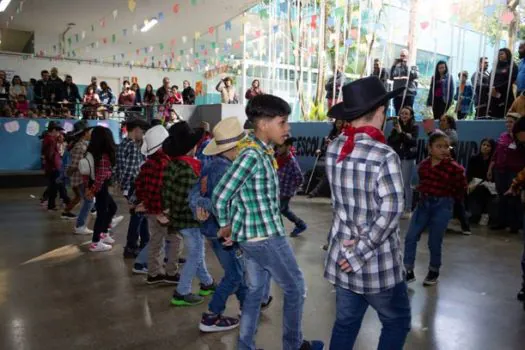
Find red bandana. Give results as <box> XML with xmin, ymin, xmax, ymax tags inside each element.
<box><xmin>276</xmin><ymin>147</ymin><xmax>296</xmax><ymax>169</ymax></box>
<box><xmin>175</xmin><ymin>156</ymin><xmax>202</xmax><ymax>176</ymax></box>
<box><xmin>337</xmin><ymin>126</ymin><xmax>386</xmax><ymax>163</ymax></box>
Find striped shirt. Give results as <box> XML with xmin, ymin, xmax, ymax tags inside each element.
<box><xmin>324</xmin><ymin>133</ymin><xmax>405</xmax><ymax>294</ymax></box>
<box><xmin>212</xmin><ymin>134</ymin><xmax>285</xmax><ymax>242</ymax></box>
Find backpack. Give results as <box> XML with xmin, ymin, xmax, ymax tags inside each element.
<box><xmin>78</xmin><ymin>152</ymin><xmax>95</xmax><ymax>180</ymax></box>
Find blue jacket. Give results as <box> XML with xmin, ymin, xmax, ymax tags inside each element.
<box><xmin>517</xmin><ymin>58</ymin><xmax>525</xmax><ymax>94</ymax></box>
<box><xmin>188</xmin><ymin>156</ymin><xmax>232</xmax><ymax>238</ymax></box>
<box><xmin>454</xmin><ymin>82</ymin><xmax>473</xmax><ymax>114</ymax></box>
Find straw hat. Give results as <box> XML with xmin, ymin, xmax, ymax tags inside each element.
<box><xmin>141</xmin><ymin>125</ymin><xmax>169</xmax><ymax>156</ymax></box>
<box><xmin>203</xmin><ymin>117</ymin><xmax>246</xmax><ymax>156</ymax></box>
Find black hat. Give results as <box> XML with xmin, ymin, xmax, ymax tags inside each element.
<box><xmin>328</xmin><ymin>76</ymin><xmax>405</xmax><ymax>121</ymax></box>
<box><xmin>162</xmin><ymin>121</ymin><xmax>204</xmax><ymax>157</ymax></box>
<box><xmin>47</xmin><ymin>121</ymin><xmax>64</xmax><ymax>132</ymax></box>
<box><xmin>68</xmin><ymin>120</ymin><xmax>92</xmax><ymax>138</ymax></box>
<box><xmin>125</xmin><ymin>117</ymin><xmax>150</xmax><ymax>131</ymax></box>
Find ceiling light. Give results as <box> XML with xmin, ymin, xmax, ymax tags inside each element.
<box><xmin>140</xmin><ymin>18</ymin><xmax>158</xmax><ymax>33</ymax></box>
<box><xmin>0</xmin><ymin>0</ymin><xmax>12</xmax><ymax>12</ymax></box>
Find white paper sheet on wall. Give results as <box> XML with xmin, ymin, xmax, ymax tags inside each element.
<box><xmin>63</xmin><ymin>121</ymin><xmax>74</xmax><ymax>133</ymax></box>
<box><xmin>26</xmin><ymin>120</ymin><xmax>40</xmax><ymax>136</ymax></box>
<box><xmin>4</xmin><ymin>120</ymin><xmax>20</xmax><ymax>133</ymax></box>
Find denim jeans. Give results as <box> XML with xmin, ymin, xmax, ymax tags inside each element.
<box><xmin>47</xmin><ymin>170</ymin><xmax>70</xmax><ymax>210</ymax></box>
<box><xmin>280</xmin><ymin>197</ymin><xmax>305</xmax><ymax>227</ymax></box>
<box><xmin>92</xmin><ymin>182</ymin><xmax>117</xmax><ymax>242</ymax></box>
<box><xmin>135</xmin><ymin>239</ymin><xmax>170</xmax><ymax>266</ymax></box>
<box><xmin>239</xmin><ymin>236</ymin><xmax>305</xmax><ymax>350</ymax></box>
<box><xmin>176</xmin><ymin>228</ymin><xmax>213</xmax><ymax>295</ymax></box>
<box><xmin>400</xmin><ymin>159</ymin><xmax>415</xmax><ymax>212</ymax></box>
<box><xmin>125</xmin><ymin>213</ymin><xmax>150</xmax><ymax>251</ymax></box>
<box><xmin>208</xmin><ymin>238</ymin><xmax>249</xmax><ymax>315</ymax></box>
<box><xmin>403</xmin><ymin>197</ymin><xmax>454</xmax><ymax>271</ymax></box>
<box><xmin>329</xmin><ymin>283</ymin><xmax>411</xmax><ymax>350</ymax></box>
<box><xmin>75</xmin><ymin>184</ymin><xmax>94</xmax><ymax>228</ymax></box>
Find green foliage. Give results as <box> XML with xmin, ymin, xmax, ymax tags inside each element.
<box><xmin>304</xmin><ymin>101</ymin><xmax>328</xmax><ymax>121</ymax></box>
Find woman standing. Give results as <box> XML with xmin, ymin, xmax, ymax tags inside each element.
<box><xmin>387</xmin><ymin>106</ymin><xmax>419</xmax><ymax>217</ymax></box>
<box><xmin>490</xmin><ymin>48</ymin><xmax>518</xmax><ymax>118</ymax></box>
<box><xmin>427</xmin><ymin>61</ymin><xmax>454</xmax><ymax>120</ymax></box>
<box><xmin>9</xmin><ymin>75</ymin><xmax>26</xmax><ymax>101</ymax></box>
<box><xmin>245</xmin><ymin>79</ymin><xmax>263</xmax><ymax>100</ymax></box>
<box><xmin>182</xmin><ymin>80</ymin><xmax>196</xmax><ymax>105</ymax></box>
<box><xmin>82</xmin><ymin>86</ymin><xmax>101</xmax><ymax>119</ymax></box>
<box><xmin>143</xmin><ymin>84</ymin><xmax>156</xmax><ymax>122</ymax></box>
<box><xmin>131</xmin><ymin>83</ymin><xmax>142</xmax><ymax>112</ymax></box>
<box><xmin>85</xmin><ymin>127</ymin><xmax>118</xmax><ymax>252</ymax></box>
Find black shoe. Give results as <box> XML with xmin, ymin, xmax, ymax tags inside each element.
<box><xmin>299</xmin><ymin>340</ymin><xmax>325</xmax><ymax>350</ymax></box>
<box><xmin>199</xmin><ymin>281</ymin><xmax>217</xmax><ymax>296</ymax></box>
<box><xmin>518</xmin><ymin>288</ymin><xmax>525</xmax><ymax>301</ymax></box>
<box><xmin>423</xmin><ymin>271</ymin><xmax>440</xmax><ymax>286</ymax></box>
<box><xmin>164</xmin><ymin>273</ymin><xmax>180</xmax><ymax>285</ymax></box>
<box><xmin>123</xmin><ymin>248</ymin><xmax>138</xmax><ymax>259</ymax></box>
<box><xmin>146</xmin><ymin>274</ymin><xmax>167</xmax><ymax>285</ymax></box>
<box><xmin>321</xmin><ymin>244</ymin><xmax>328</xmax><ymax>251</ymax></box>
<box><xmin>261</xmin><ymin>296</ymin><xmax>273</xmax><ymax>311</ymax></box>
<box><xmin>178</xmin><ymin>257</ymin><xmax>186</xmax><ymax>264</ymax></box>
<box><xmin>490</xmin><ymin>224</ymin><xmax>506</xmax><ymax>231</ymax></box>
<box><xmin>61</xmin><ymin>212</ymin><xmax>77</xmax><ymax>219</ymax></box>
<box><xmin>406</xmin><ymin>270</ymin><xmax>416</xmax><ymax>284</ymax></box>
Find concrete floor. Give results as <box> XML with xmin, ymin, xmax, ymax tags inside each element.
<box><xmin>0</xmin><ymin>188</ymin><xmax>524</xmax><ymax>350</ymax></box>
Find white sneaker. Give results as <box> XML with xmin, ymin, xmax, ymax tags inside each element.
<box><xmin>100</xmin><ymin>233</ymin><xmax>115</xmax><ymax>245</ymax></box>
<box><xmin>462</xmin><ymin>230</ymin><xmax>472</xmax><ymax>236</ymax></box>
<box><xmin>89</xmin><ymin>241</ymin><xmax>112</xmax><ymax>252</ymax></box>
<box><xmin>110</xmin><ymin>215</ymin><xmax>124</xmax><ymax>229</ymax></box>
<box><xmin>74</xmin><ymin>226</ymin><xmax>93</xmax><ymax>235</ymax></box>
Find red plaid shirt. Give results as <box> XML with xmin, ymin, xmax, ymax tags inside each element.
<box><xmin>417</xmin><ymin>157</ymin><xmax>467</xmax><ymax>200</ymax></box>
<box><xmin>89</xmin><ymin>154</ymin><xmax>113</xmax><ymax>194</ymax></box>
<box><xmin>135</xmin><ymin>150</ymin><xmax>171</xmax><ymax>214</ymax></box>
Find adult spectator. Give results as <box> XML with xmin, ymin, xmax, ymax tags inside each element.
<box><xmin>84</xmin><ymin>76</ymin><xmax>101</xmax><ymax>95</ymax></box>
<box><xmin>371</xmin><ymin>58</ymin><xmax>389</xmax><ymax>88</ymax></box>
<box><xmin>27</xmin><ymin>78</ymin><xmax>37</xmax><ymax>108</ymax></box>
<box><xmin>62</xmin><ymin>75</ymin><xmax>81</xmax><ymax>116</ymax></box>
<box><xmin>99</xmin><ymin>81</ymin><xmax>115</xmax><ymax>109</ymax></box>
<box><xmin>82</xmin><ymin>85</ymin><xmax>101</xmax><ymax>119</ymax></box>
<box><xmin>48</xmin><ymin>67</ymin><xmax>64</xmax><ymax>101</ymax></box>
<box><xmin>516</xmin><ymin>42</ymin><xmax>525</xmax><ymax>96</ymax></box>
<box><xmin>156</xmin><ymin>77</ymin><xmax>171</xmax><ymax>104</ymax></box>
<box><xmin>471</xmin><ymin>57</ymin><xmax>490</xmax><ymax>118</ymax></box>
<box><xmin>489</xmin><ymin>48</ymin><xmax>518</xmax><ymax>118</ymax></box>
<box><xmin>167</xmin><ymin>85</ymin><xmax>183</xmax><ymax>105</ymax></box>
<box><xmin>216</xmin><ymin>77</ymin><xmax>238</xmax><ymax>104</ymax></box>
<box><xmin>454</xmin><ymin>71</ymin><xmax>473</xmax><ymax>120</ymax></box>
<box><xmin>35</xmin><ymin>70</ymin><xmax>52</xmax><ymax>110</ymax></box>
<box><xmin>118</xmin><ymin>80</ymin><xmax>136</xmax><ymax>110</ymax></box>
<box><xmin>427</xmin><ymin>61</ymin><xmax>454</xmax><ymax>120</ymax></box>
<box><xmin>131</xmin><ymin>83</ymin><xmax>142</xmax><ymax>112</ymax></box>
<box><xmin>9</xmin><ymin>75</ymin><xmax>26</xmax><ymax>101</ymax></box>
<box><xmin>182</xmin><ymin>80</ymin><xmax>195</xmax><ymax>105</ymax></box>
<box><xmin>509</xmin><ymin>95</ymin><xmax>525</xmax><ymax>116</ymax></box>
<box><xmin>143</xmin><ymin>84</ymin><xmax>156</xmax><ymax>121</ymax></box>
<box><xmin>390</xmin><ymin>49</ymin><xmax>419</xmax><ymax>114</ymax></box>
<box><xmin>325</xmin><ymin>68</ymin><xmax>346</xmax><ymax>107</ymax></box>
<box><xmin>0</xmin><ymin>77</ymin><xmax>9</xmax><ymax>107</ymax></box>
<box><xmin>245</xmin><ymin>79</ymin><xmax>263</xmax><ymax>100</ymax></box>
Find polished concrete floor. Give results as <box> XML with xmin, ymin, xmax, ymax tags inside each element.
<box><xmin>0</xmin><ymin>188</ymin><xmax>524</xmax><ymax>350</ymax></box>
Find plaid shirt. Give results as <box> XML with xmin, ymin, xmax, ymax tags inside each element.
<box><xmin>115</xmin><ymin>138</ymin><xmax>145</xmax><ymax>195</ymax></box>
<box><xmin>277</xmin><ymin>156</ymin><xmax>303</xmax><ymax>198</ymax></box>
<box><xmin>90</xmin><ymin>154</ymin><xmax>113</xmax><ymax>194</ymax></box>
<box><xmin>325</xmin><ymin>133</ymin><xmax>405</xmax><ymax>294</ymax></box>
<box><xmin>213</xmin><ymin>134</ymin><xmax>285</xmax><ymax>242</ymax></box>
<box><xmin>135</xmin><ymin>150</ymin><xmax>170</xmax><ymax>214</ymax></box>
<box><xmin>162</xmin><ymin>159</ymin><xmax>201</xmax><ymax>230</ymax></box>
<box><xmin>417</xmin><ymin>157</ymin><xmax>467</xmax><ymax>200</ymax></box>
<box><xmin>68</xmin><ymin>141</ymin><xmax>87</xmax><ymax>187</ymax></box>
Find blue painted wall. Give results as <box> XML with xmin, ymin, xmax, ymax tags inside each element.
<box><xmin>0</xmin><ymin>118</ymin><xmax>121</xmax><ymax>171</ymax></box>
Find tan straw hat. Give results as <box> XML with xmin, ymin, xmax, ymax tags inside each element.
<box><xmin>203</xmin><ymin>117</ymin><xmax>246</xmax><ymax>156</ymax></box>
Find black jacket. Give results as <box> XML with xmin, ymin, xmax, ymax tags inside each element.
<box><xmin>390</xmin><ymin>61</ymin><xmax>419</xmax><ymax>97</ymax></box>
<box><xmin>466</xmin><ymin>154</ymin><xmax>491</xmax><ymax>183</ymax></box>
<box><xmin>62</xmin><ymin>83</ymin><xmax>81</xmax><ymax>104</ymax></box>
<box><xmin>156</xmin><ymin>86</ymin><xmax>169</xmax><ymax>104</ymax></box>
<box><xmin>183</xmin><ymin>87</ymin><xmax>196</xmax><ymax>105</ymax></box>
<box><xmin>34</xmin><ymin>79</ymin><xmax>52</xmax><ymax>102</ymax></box>
<box><xmin>48</xmin><ymin>77</ymin><xmax>64</xmax><ymax>101</ymax></box>
<box><xmin>387</xmin><ymin>123</ymin><xmax>419</xmax><ymax>160</ymax></box>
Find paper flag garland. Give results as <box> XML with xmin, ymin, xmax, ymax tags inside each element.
<box><xmin>209</xmin><ymin>26</ymin><xmax>214</xmax><ymax>34</ymax></box>
<box><xmin>191</xmin><ymin>0</ymin><xmax>197</xmax><ymax>5</ymax></box>
<box><xmin>195</xmin><ymin>32</ymin><xmax>201</xmax><ymax>39</ymax></box>
<box><xmin>334</xmin><ymin>7</ymin><xmax>344</xmax><ymax>18</ymax></box>
<box><xmin>113</xmin><ymin>9</ymin><xmax>118</xmax><ymax>19</ymax></box>
<box><xmin>327</xmin><ymin>17</ymin><xmax>335</xmax><ymax>27</ymax></box>
<box><xmin>4</xmin><ymin>120</ymin><xmax>19</xmax><ymax>133</ymax></box>
<box><xmin>128</xmin><ymin>0</ymin><xmax>136</xmax><ymax>12</ymax></box>
<box><xmin>160</xmin><ymin>43</ymin><xmax>164</xmax><ymax>50</ymax></box>
<box><xmin>483</xmin><ymin>5</ymin><xmax>496</xmax><ymax>17</ymax></box>
<box><xmin>259</xmin><ymin>9</ymin><xmax>268</xmax><ymax>19</ymax></box>
<box><xmin>225</xmin><ymin>21</ymin><xmax>232</xmax><ymax>31</ymax></box>
<box><xmin>26</xmin><ymin>120</ymin><xmax>39</xmax><ymax>136</ymax></box>
<box><xmin>279</xmin><ymin>2</ymin><xmax>287</xmax><ymax>13</ymax></box>
<box><xmin>112</xmin><ymin>34</ymin><xmax>116</xmax><ymax>43</ymax></box>
<box><xmin>420</xmin><ymin>21</ymin><xmax>429</xmax><ymax>30</ymax></box>
<box><xmin>182</xmin><ymin>36</ymin><xmax>187</xmax><ymax>43</ymax></box>
<box><xmin>63</xmin><ymin>121</ymin><xmax>74</xmax><ymax>133</ymax></box>
<box><xmin>158</xmin><ymin>12</ymin><xmax>164</xmax><ymax>21</ymax></box>
<box><xmin>173</xmin><ymin>3</ymin><xmax>180</xmax><ymax>13</ymax></box>
<box><xmin>344</xmin><ymin>39</ymin><xmax>353</xmax><ymax>47</ymax></box>
<box><xmin>501</xmin><ymin>11</ymin><xmax>514</xmax><ymax>25</ymax></box>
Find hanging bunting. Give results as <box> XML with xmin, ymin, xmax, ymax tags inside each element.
<box><xmin>133</xmin><ymin>24</ymin><xmax>138</xmax><ymax>34</ymax></box>
<box><xmin>333</xmin><ymin>7</ymin><xmax>344</xmax><ymax>18</ymax></box>
<box><xmin>170</xmin><ymin>38</ymin><xmax>176</xmax><ymax>46</ymax></box>
<box><xmin>259</xmin><ymin>8</ymin><xmax>269</xmax><ymax>19</ymax></box>
<box><xmin>420</xmin><ymin>21</ymin><xmax>429</xmax><ymax>30</ymax></box>
<box><xmin>100</xmin><ymin>18</ymin><xmax>106</xmax><ymax>27</ymax></box>
<box><xmin>128</xmin><ymin>0</ymin><xmax>136</xmax><ymax>12</ymax></box>
<box><xmin>209</xmin><ymin>26</ymin><xmax>215</xmax><ymax>34</ymax></box>
<box><xmin>136</xmin><ymin>49</ymin><xmax>140</xmax><ymax>55</ymax></box>
<box><xmin>75</xmin><ymin>34</ymin><xmax>79</xmax><ymax>43</ymax></box>
<box><xmin>500</xmin><ymin>11</ymin><xmax>514</xmax><ymax>25</ymax></box>
<box><xmin>112</xmin><ymin>34</ymin><xmax>116</xmax><ymax>43</ymax></box>
<box><xmin>344</xmin><ymin>39</ymin><xmax>353</xmax><ymax>47</ymax></box>
<box><xmin>225</xmin><ymin>21</ymin><xmax>232</xmax><ymax>31</ymax></box>
<box><xmin>211</xmin><ymin>42</ymin><xmax>217</xmax><ymax>49</ymax></box>
<box><xmin>279</xmin><ymin>2</ymin><xmax>287</xmax><ymax>13</ymax></box>
<box><xmin>81</xmin><ymin>31</ymin><xmax>86</xmax><ymax>39</ymax></box>
<box><xmin>195</xmin><ymin>32</ymin><xmax>201</xmax><ymax>39</ymax></box>
<box><xmin>158</xmin><ymin>12</ymin><xmax>165</xmax><ymax>21</ymax></box>
<box><xmin>113</xmin><ymin>9</ymin><xmax>118</xmax><ymax>20</ymax></box>
<box><xmin>255</xmin><ymin>30</ymin><xmax>261</xmax><ymax>38</ymax></box>
<box><xmin>173</xmin><ymin>3</ymin><xmax>180</xmax><ymax>13</ymax></box>
<box><xmin>103</xmin><ymin>37</ymin><xmax>108</xmax><ymax>44</ymax></box>
<box><xmin>233</xmin><ymin>42</ymin><xmax>241</xmax><ymax>49</ymax></box>
<box><xmin>123</xmin><ymin>29</ymin><xmax>128</xmax><ymax>36</ymax></box>
<box><xmin>327</xmin><ymin>17</ymin><xmax>335</xmax><ymax>27</ymax></box>
<box><xmin>160</xmin><ymin>43</ymin><xmax>165</xmax><ymax>50</ymax></box>
<box><xmin>483</xmin><ymin>5</ymin><xmax>496</xmax><ymax>17</ymax></box>
<box><xmin>191</xmin><ymin>0</ymin><xmax>197</xmax><ymax>5</ymax></box>
<box><xmin>273</xmin><ymin>25</ymin><xmax>279</xmax><ymax>33</ymax></box>
<box><xmin>182</xmin><ymin>36</ymin><xmax>187</xmax><ymax>43</ymax></box>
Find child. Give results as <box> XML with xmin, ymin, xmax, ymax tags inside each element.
<box><xmin>454</xmin><ymin>70</ymin><xmax>473</xmax><ymax>120</ymax></box>
<box><xmin>16</xmin><ymin>94</ymin><xmax>29</xmax><ymax>116</ymax></box>
<box><xmin>212</xmin><ymin>94</ymin><xmax>323</xmax><ymax>350</ymax></box>
<box><xmin>276</xmin><ymin>137</ymin><xmax>307</xmax><ymax>236</ymax></box>
<box><xmin>163</xmin><ymin>121</ymin><xmax>215</xmax><ymax>306</ymax></box>
<box><xmin>403</xmin><ymin>131</ymin><xmax>467</xmax><ymax>286</ymax></box>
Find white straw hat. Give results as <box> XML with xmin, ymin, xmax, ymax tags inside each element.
<box><xmin>203</xmin><ymin>117</ymin><xmax>246</xmax><ymax>156</ymax></box>
<box><xmin>141</xmin><ymin>125</ymin><xmax>169</xmax><ymax>156</ymax></box>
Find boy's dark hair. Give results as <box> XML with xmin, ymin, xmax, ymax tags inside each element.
<box><xmin>512</xmin><ymin>116</ymin><xmax>525</xmax><ymax>136</ymax></box>
<box><xmin>41</xmin><ymin>70</ymin><xmax>49</xmax><ymax>76</ymax></box>
<box><xmin>172</xmin><ymin>85</ymin><xmax>179</xmax><ymax>90</ymax></box>
<box><xmin>123</xmin><ymin>80</ymin><xmax>130</xmax><ymax>86</ymax></box>
<box><xmin>126</xmin><ymin>118</ymin><xmax>149</xmax><ymax>132</ymax></box>
<box><xmin>150</xmin><ymin>119</ymin><xmax>163</xmax><ymax>127</ymax></box>
<box><xmin>443</xmin><ymin>115</ymin><xmax>456</xmax><ymax>130</ymax></box>
<box><xmin>245</xmin><ymin>94</ymin><xmax>291</xmax><ymax>123</ymax></box>
<box><xmin>428</xmin><ymin>130</ymin><xmax>449</xmax><ymax>146</ymax></box>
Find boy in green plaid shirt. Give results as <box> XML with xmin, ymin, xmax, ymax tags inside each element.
<box><xmin>213</xmin><ymin>95</ymin><xmax>324</xmax><ymax>350</ymax></box>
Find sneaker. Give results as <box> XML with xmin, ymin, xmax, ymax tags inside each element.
<box><xmin>423</xmin><ymin>270</ymin><xmax>440</xmax><ymax>286</ymax></box>
<box><xmin>171</xmin><ymin>291</ymin><xmax>204</xmax><ymax>306</ymax></box>
<box><xmin>517</xmin><ymin>288</ymin><xmax>525</xmax><ymax>302</ymax></box>
<box><xmin>406</xmin><ymin>270</ymin><xmax>416</xmax><ymax>284</ymax></box>
<box><xmin>132</xmin><ymin>263</ymin><xmax>148</xmax><ymax>275</ymax></box>
<box><xmin>462</xmin><ymin>230</ymin><xmax>472</xmax><ymax>236</ymax></box>
<box><xmin>291</xmin><ymin>223</ymin><xmax>308</xmax><ymax>237</ymax></box>
<box><xmin>146</xmin><ymin>274</ymin><xmax>167</xmax><ymax>285</ymax></box>
<box><xmin>261</xmin><ymin>296</ymin><xmax>273</xmax><ymax>311</ymax></box>
<box><xmin>110</xmin><ymin>215</ymin><xmax>124</xmax><ymax>229</ymax></box>
<box><xmin>61</xmin><ymin>212</ymin><xmax>77</xmax><ymax>220</ymax></box>
<box><xmin>90</xmin><ymin>208</ymin><xmax>97</xmax><ymax>217</ymax></box>
<box><xmin>48</xmin><ymin>207</ymin><xmax>58</xmax><ymax>212</ymax></box>
<box><xmin>100</xmin><ymin>233</ymin><xmax>115</xmax><ymax>245</ymax></box>
<box><xmin>74</xmin><ymin>226</ymin><xmax>93</xmax><ymax>235</ymax></box>
<box><xmin>89</xmin><ymin>241</ymin><xmax>112</xmax><ymax>252</ymax></box>
<box><xmin>199</xmin><ymin>313</ymin><xmax>240</xmax><ymax>333</ymax></box>
<box><xmin>178</xmin><ymin>257</ymin><xmax>186</xmax><ymax>264</ymax></box>
<box><xmin>199</xmin><ymin>281</ymin><xmax>217</xmax><ymax>296</ymax></box>
<box><xmin>164</xmin><ymin>273</ymin><xmax>180</xmax><ymax>285</ymax></box>
<box><xmin>321</xmin><ymin>244</ymin><xmax>328</xmax><ymax>251</ymax></box>
<box><xmin>300</xmin><ymin>340</ymin><xmax>325</xmax><ymax>350</ymax></box>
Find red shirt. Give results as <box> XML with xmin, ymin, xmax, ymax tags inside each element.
<box><xmin>417</xmin><ymin>157</ymin><xmax>467</xmax><ymax>199</ymax></box>
<box><xmin>135</xmin><ymin>150</ymin><xmax>171</xmax><ymax>214</ymax></box>
<box><xmin>90</xmin><ymin>154</ymin><xmax>113</xmax><ymax>194</ymax></box>
<box><xmin>42</xmin><ymin>134</ymin><xmax>61</xmax><ymax>173</ymax></box>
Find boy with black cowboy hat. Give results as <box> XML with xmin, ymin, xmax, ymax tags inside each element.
<box><xmin>163</xmin><ymin>121</ymin><xmax>216</xmax><ymax>306</ymax></box>
<box><xmin>325</xmin><ymin>76</ymin><xmax>411</xmax><ymax>349</ymax></box>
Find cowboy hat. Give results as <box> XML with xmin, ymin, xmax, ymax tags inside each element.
<box><xmin>141</xmin><ymin>125</ymin><xmax>169</xmax><ymax>156</ymax></box>
<box><xmin>47</xmin><ymin>121</ymin><xmax>64</xmax><ymax>132</ymax></box>
<box><xmin>203</xmin><ymin>117</ymin><xmax>246</xmax><ymax>156</ymax></box>
<box><xmin>162</xmin><ymin>121</ymin><xmax>204</xmax><ymax>157</ymax></box>
<box><xmin>328</xmin><ymin>76</ymin><xmax>405</xmax><ymax>121</ymax></box>
<box><xmin>68</xmin><ymin>120</ymin><xmax>92</xmax><ymax>138</ymax></box>
<box><xmin>125</xmin><ymin>117</ymin><xmax>150</xmax><ymax>131</ymax></box>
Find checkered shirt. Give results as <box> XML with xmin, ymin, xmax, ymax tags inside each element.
<box><xmin>324</xmin><ymin>133</ymin><xmax>405</xmax><ymax>294</ymax></box>
<box><xmin>278</xmin><ymin>156</ymin><xmax>303</xmax><ymax>198</ymax></box>
<box><xmin>115</xmin><ymin>138</ymin><xmax>145</xmax><ymax>194</ymax></box>
<box><xmin>135</xmin><ymin>150</ymin><xmax>170</xmax><ymax>215</ymax></box>
<box><xmin>212</xmin><ymin>134</ymin><xmax>285</xmax><ymax>242</ymax></box>
<box><xmin>417</xmin><ymin>157</ymin><xmax>467</xmax><ymax>200</ymax></box>
<box><xmin>68</xmin><ymin>141</ymin><xmax>87</xmax><ymax>187</ymax></box>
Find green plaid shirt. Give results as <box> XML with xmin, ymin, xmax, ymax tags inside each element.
<box><xmin>162</xmin><ymin>160</ymin><xmax>200</xmax><ymax>230</ymax></box>
<box><xmin>212</xmin><ymin>134</ymin><xmax>285</xmax><ymax>242</ymax></box>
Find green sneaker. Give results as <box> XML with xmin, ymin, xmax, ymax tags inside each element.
<box><xmin>199</xmin><ymin>281</ymin><xmax>217</xmax><ymax>296</ymax></box>
<box><xmin>170</xmin><ymin>291</ymin><xmax>204</xmax><ymax>307</ymax></box>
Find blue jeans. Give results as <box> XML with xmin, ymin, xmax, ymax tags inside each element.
<box><xmin>400</xmin><ymin>159</ymin><xmax>415</xmax><ymax>212</ymax></box>
<box><xmin>280</xmin><ymin>197</ymin><xmax>305</xmax><ymax>227</ymax></box>
<box><xmin>403</xmin><ymin>197</ymin><xmax>454</xmax><ymax>271</ymax></box>
<box><xmin>125</xmin><ymin>213</ymin><xmax>150</xmax><ymax>251</ymax></box>
<box><xmin>135</xmin><ymin>240</ymin><xmax>170</xmax><ymax>266</ymax></box>
<box><xmin>208</xmin><ymin>238</ymin><xmax>249</xmax><ymax>315</ymax></box>
<box><xmin>176</xmin><ymin>228</ymin><xmax>213</xmax><ymax>295</ymax></box>
<box><xmin>75</xmin><ymin>184</ymin><xmax>94</xmax><ymax>228</ymax></box>
<box><xmin>329</xmin><ymin>283</ymin><xmax>411</xmax><ymax>350</ymax></box>
<box><xmin>239</xmin><ymin>236</ymin><xmax>305</xmax><ymax>350</ymax></box>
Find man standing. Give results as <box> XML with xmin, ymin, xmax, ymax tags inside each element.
<box><xmin>471</xmin><ymin>57</ymin><xmax>491</xmax><ymax>118</ymax></box>
<box><xmin>325</xmin><ymin>76</ymin><xmax>411</xmax><ymax>349</ymax></box>
<box><xmin>325</xmin><ymin>68</ymin><xmax>346</xmax><ymax>107</ymax></box>
<box><xmin>182</xmin><ymin>80</ymin><xmax>196</xmax><ymax>105</ymax></box>
<box><xmin>62</xmin><ymin>75</ymin><xmax>82</xmax><ymax>116</ymax></box>
<box><xmin>371</xmin><ymin>58</ymin><xmax>389</xmax><ymax>89</ymax></box>
<box><xmin>517</xmin><ymin>42</ymin><xmax>525</xmax><ymax>96</ymax></box>
<box><xmin>49</xmin><ymin>67</ymin><xmax>64</xmax><ymax>103</ymax></box>
<box><xmin>156</xmin><ymin>77</ymin><xmax>171</xmax><ymax>104</ymax></box>
<box><xmin>390</xmin><ymin>49</ymin><xmax>419</xmax><ymax>114</ymax></box>
<box><xmin>35</xmin><ymin>70</ymin><xmax>51</xmax><ymax>110</ymax></box>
